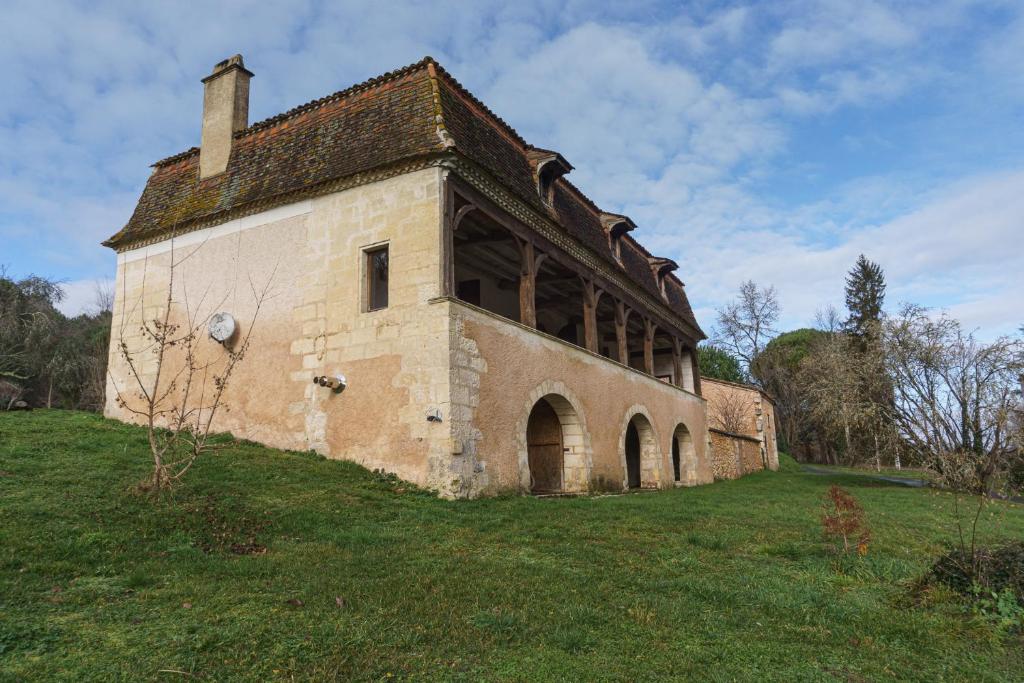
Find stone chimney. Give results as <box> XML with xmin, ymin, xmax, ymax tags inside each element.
<box><xmin>199</xmin><ymin>54</ymin><xmax>253</xmax><ymax>179</ymax></box>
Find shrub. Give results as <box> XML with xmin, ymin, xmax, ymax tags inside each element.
<box><xmin>929</xmin><ymin>542</ymin><xmax>1024</xmax><ymax>608</ymax></box>
<box><xmin>821</xmin><ymin>485</ymin><xmax>870</xmax><ymax>556</ymax></box>
<box><xmin>971</xmin><ymin>586</ymin><xmax>1024</xmax><ymax>635</ymax></box>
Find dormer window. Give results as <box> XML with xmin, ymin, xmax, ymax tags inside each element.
<box><xmin>600</xmin><ymin>213</ymin><xmax>636</xmax><ymax>264</ymax></box>
<box><xmin>647</xmin><ymin>257</ymin><xmax>678</xmax><ymax>299</ymax></box>
<box><xmin>527</xmin><ymin>147</ymin><xmax>572</xmax><ymax>205</ymax></box>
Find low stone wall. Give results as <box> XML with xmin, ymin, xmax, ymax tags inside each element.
<box><xmin>708</xmin><ymin>428</ymin><xmax>764</xmax><ymax>480</ymax></box>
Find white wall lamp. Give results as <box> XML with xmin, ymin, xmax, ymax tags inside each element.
<box><xmin>313</xmin><ymin>373</ymin><xmax>347</xmax><ymax>394</ymax></box>
<box><xmin>208</xmin><ymin>312</ymin><xmax>237</xmax><ymax>346</ymax></box>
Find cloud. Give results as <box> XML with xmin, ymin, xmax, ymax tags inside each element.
<box><xmin>767</xmin><ymin>0</ymin><xmax>917</xmax><ymax>71</ymax></box>
<box><xmin>1</xmin><ymin>0</ymin><xmax>1022</xmax><ymax>342</ymax></box>
<box><xmin>55</xmin><ymin>277</ymin><xmax>113</xmax><ymax>317</ymax></box>
<box><xmin>483</xmin><ymin>22</ymin><xmax>782</xmax><ymax>210</ymax></box>
<box><xmin>669</xmin><ymin>170</ymin><xmax>1024</xmax><ymax>339</ymax></box>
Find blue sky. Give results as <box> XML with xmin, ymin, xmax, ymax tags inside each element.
<box><xmin>2</xmin><ymin>0</ymin><xmax>1022</xmax><ymax>337</ymax></box>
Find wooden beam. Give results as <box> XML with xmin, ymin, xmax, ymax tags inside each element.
<box><xmin>643</xmin><ymin>318</ymin><xmax>656</xmax><ymax>375</ymax></box>
<box><xmin>452</xmin><ymin>203</ymin><xmax>478</xmax><ymax>232</ymax></box>
<box><xmin>690</xmin><ymin>346</ymin><xmax>702</xmax><ymax>395</ymax></box>
<box><xmin>516</xmin><ymin>238</ymin><xmax>539</xmax><ymax>329</ymax></box>
<box><xmin>441</xmin><ymin>176</ymin><xmax>454</xmax><ymax>297</ymax></box>
<box><xmin>453</xmin><ymin>234</ymin><xmax>515</xmax><ymax>248</ymax></box>
<box><xmin>614</xmin><ymin>299</ymin><xmax>630</xmax><ymax>365</ymax></box>
<box><xmin>461</xmin><ymin>248</ymin><xmax>520</xmax><ymax>282</ymax></box>
<box><xmin>671</xmin><ymin>337</ymin><xmax>683</xmax><ymax>389</ymax></box>
<box><xmin>447</xmin><ymin>175</ymin><xmax>703</xmax><ymax>343</ymax></box>
<box><xmin>581</xmin><ymin>278</ymin><xmax>603</xmax><ymax>354</ymax></box>
<box><xmin>499</xmin><ymin>274</ymin><xmax>581</xmax><ymax>292</ymax></box>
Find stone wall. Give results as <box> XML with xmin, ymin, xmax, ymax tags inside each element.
<box><xmin>702</xmin><ymin>378</ymin><xmax>779</xmax><ymax>472</ymax></box>
<box><xmin>708</xmin><ymin>429</ymin><xmax>764</xmax><ymax>480</ymax></box>
<box><xmin>106</xmin><ymin>168</ymin><xmax>464</xmax><ymax>494</ymax></box>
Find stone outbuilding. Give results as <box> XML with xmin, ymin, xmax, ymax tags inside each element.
<box><xmin>701</xmin><ymin>378</ymin><xmax>779</xmax><ymax>479</ymax></box>
<box><xmin>102</xmin><ymin>55</ymin><xmax>770</xmax><ymax>497</ymax></box>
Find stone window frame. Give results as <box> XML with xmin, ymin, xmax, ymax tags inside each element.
<box><xmin>362</xmin><ymin>240</ymin><xmax>391</xmax><ymax>312</ymax></box>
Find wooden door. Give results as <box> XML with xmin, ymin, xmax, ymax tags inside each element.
<box><xmin>527</xmin><ymin>400</ymin><xmax>563</xmax><ymax>493</ymax></box>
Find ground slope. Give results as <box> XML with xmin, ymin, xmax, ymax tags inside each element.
<box><xmin>1</xmin><ymin>411</ymin><xmax>1022</xmax><ymax>681</ymax></box>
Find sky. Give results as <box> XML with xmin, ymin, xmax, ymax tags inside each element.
<box><xmin>2</xmin><ymin>0</ymin><xmax>1022</xmax><ymax>337</ymax></box>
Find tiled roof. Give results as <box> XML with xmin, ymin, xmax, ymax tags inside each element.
<box><xmin>106</xmin><ymin>57</ymin><xmax>704</xmax><ymax>338</ymax></box>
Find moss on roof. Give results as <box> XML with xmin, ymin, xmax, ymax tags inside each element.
<box><xmin>106</xmin><ymin>57</ymin><xmax>703</xmax><ymax>338</ymax></box>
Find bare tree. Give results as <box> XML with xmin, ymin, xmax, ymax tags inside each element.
<box><xmin>883</xmin><ymin>305</ymin><xmax>1023</xmax><ymax>461</ymax></box>
<box><xmin>709</xmin><ymin>388</ymin><xmax>752</xmax><ymax>435</ymax></box>
<box><xmin>93</xmin><ymin>278</ymin><xmax>114</xmax><ymax>314</ymax></box>
<box><xmin>751</xmin><ymin>342</ymin><xmax>805</xmax><ymax>455</ymax></box>
<box><xmin>882</xmin><ymin>305</ymin><xmax>1023</xmax><ymax>579</ymax></box>
<box><xmin>797</xmin><ymin>331</ymin><xmax>865</xmax><ymax>464</ymax></box>
<box><xmin>715</xmin><ymin>280</ymin><xmax>779</xmax><ymax>379</ymax></box>
<box><xmin>108</xmin><ymin>241</ymin><xmax>274</xmax><ymax>494</ymax></box>
<box><xmin>814</xmin><ymin>305</ymin><xmax>844</xmax><ymax>334</ymax></box>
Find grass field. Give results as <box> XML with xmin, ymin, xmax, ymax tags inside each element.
<box><xmin>2</xmin><ymin>411</ymin><xmax>1022</xmax><ymax>681</ymax></box>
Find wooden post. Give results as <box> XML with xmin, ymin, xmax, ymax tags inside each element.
<box><xmin>690</xmin><ymin>346</ymin><xmax>702</xmax><ymax>395</ymax></box>
<box><xmin>643</xmin><ymin>318</ymin><xmax>656</xmax><ymax>375</ymax></box>
<box><xmin>440</xmin><ymin>179</ymin><xmax>454</xmax><ymax>298</ymax></box>
<box><xmin>614</xmin><ymin>300</ymin><xmax>630</xmax><ymax>365</ymax></box>
<box><xmin>446</xmin><ymin>201</ymin><xmax>478</xmax><ymax>298</ymax></box>
<box><xmin>671</xmin><ymin>338</ymin><xmax>684</xmax><ymax>388</ymax></box>
<box><xmin>515</xmin><ymin>238</ymin><xmax>545</xmax><ymax>329</ymax></box>
<box><xmin>581</xmin><ymin>278</ymin><xmax>603</xmax><ymax>354</ymax></box>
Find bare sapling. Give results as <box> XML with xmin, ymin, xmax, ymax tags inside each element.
<box><xmin>821</xmin><ymin>484</ymin><xmax>871</xmax><ymax>556</ymax></box>
<box><xmin>109</xmin><ymin>239</ymin><xmax>275</xmax><ymax>494</ymax></box>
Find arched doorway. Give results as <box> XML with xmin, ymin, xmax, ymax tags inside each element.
<box><xmin>519</xmin><ymin>386</ymin><xmax>591</xmax><ymax>494</ymax></box>
<box><xmin>527</xmin><ymin>398</ymin><xmax>563</xmax><ymax>493</ymax></box>
<box><xmin>672</xmin><ymin>423</ymin><xmax>696</xmax><ymax>486</ymax></box>
<box><xmin>625</xmin><ymin>421</ymin><xmax>642</xmax><ymax>488</ymax></box>
<box><xmin>622</xmin><ymin>412</ymin><xmax>660</xmax><ymax>489</ymax></box>
<box><xmin>671</xmin><ymin>437</ymin><xmax>681</xmax><ymax>482</ymax></box>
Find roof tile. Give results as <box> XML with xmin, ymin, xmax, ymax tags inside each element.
<box><xmin>106</xmin><ymin>57</ymin><xmax>703</xmax><ymax>337</ymax></box>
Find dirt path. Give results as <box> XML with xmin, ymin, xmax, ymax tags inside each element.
<box><xmin>800</xmin><ymin>464</ymin><xmax>1023</xmax><ymax>503</ymax></box>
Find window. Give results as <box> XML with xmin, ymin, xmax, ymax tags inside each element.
<box><xmin>600</xmin><ymin>213</ymin><xmax>635</xmax><ymax>266</ymax></box>
<box><xmin>366</xmin><ymin>245</ymin><xmax>389</xmax><ymax>311</ymax></box>
<box><xmin>538</xmin><ymin>164</ymin><xmax>558</xmax><ymax>204</ymax></box>
<box><xmin>610</xmin><ymin>234</ymin><xmax>623</xmax><ymax>263</ymax></box>
<box><xmin>527</xmin><ymin>151</ymin><xmax>572</xmax><ymax>206</ymax></box>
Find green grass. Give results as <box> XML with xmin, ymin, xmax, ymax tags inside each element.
<box><xmin>1</xmin><ymin>411</ymin><xmax>1022</xmax><ymax>681</ymax></box>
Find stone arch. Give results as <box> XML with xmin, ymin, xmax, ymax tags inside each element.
<box><xmin>672</xmin><ymin>422</ymin><xmax>698</xmax><ymax>486</ymax></box>
<box><xmin>516</xmin><ymin>381</ymin><xmax>592</xmax><ymax>493</ymax></box>
<box><xmin>618</xmin><ymin>405</ymin><xmax>663</xmax><ymax>490</ymax></box>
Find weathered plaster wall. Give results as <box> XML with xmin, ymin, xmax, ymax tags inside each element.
<box><xmin>448</xmin><ymin>300</ymin><xmax>712</xmax><ymax>494</ymax></box>
<box><xmin>105</xmin><ymin>168</ymin><xmax>460</xmax><ymax>493</ymax></box>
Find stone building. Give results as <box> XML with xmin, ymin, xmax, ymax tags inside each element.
<box><xmin>104</xmin><ymin>55</ymin><xmax>732</xmax><ymax>497</ymax></box>
<box><xmin>701</xmin><ymin>378</ymin><xmax>779</xmax><ymax>479</ymax></box>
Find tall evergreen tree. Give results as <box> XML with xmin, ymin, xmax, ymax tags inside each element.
<box><xmin>842</xmin><ymin>255</ymin><xmax>894</xmax><ymax>466</ymax></box>
<box><xmin>844</xmin><ymin>255</ymin><xmax>886</xmax><ymax>337</ymax></box>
